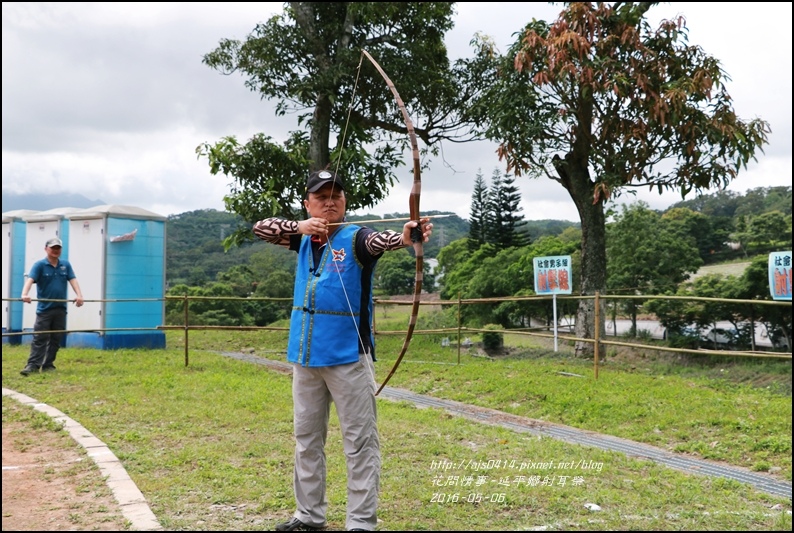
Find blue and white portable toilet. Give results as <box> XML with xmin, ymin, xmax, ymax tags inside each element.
<box><xmin>2</xmin><ymin>209</ymin><xmax>39</xmax><ymax>344</ymax></box>
<box><xmin>65</xmin><ymin>205</ymin><xmax>167</xmax><ymax>349</ymax></box>
<box><xmin>21</xmin><ymin>207</ymin><xmax>86</xmax><ymax>333</ymax></box>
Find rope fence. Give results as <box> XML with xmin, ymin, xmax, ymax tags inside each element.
<box><xmin>3</xmin><ymin>294</ymin><xmax>791</xmax><ymax>371</ymax></box>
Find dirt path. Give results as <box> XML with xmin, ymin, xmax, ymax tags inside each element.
<box><xmin>2</xmin><ymin>401</ymin><xmax>129</xmax><ymax>531</ymax></box>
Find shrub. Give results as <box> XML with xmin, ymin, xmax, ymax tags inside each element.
<box><xmin>482</xmin><ymin>324</ymin><xmax>505</xmax><ymax>351</ymax></box>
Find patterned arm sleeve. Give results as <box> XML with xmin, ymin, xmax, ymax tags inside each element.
<box><xmin>253</xmin><ymin>218</ymin><xmax>300</xmax><ymax>248</ymax></box>
<box><xmin>364</xmin><ymin>229</ymin><xmax>406</xmax><ymax>255</ymax></box>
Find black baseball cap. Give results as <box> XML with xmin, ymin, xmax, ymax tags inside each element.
<box><xmin>307</xmin><ymin>170</ymin><xmax>345</xmax><ymax>193</ymax></box>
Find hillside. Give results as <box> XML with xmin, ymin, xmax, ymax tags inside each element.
<box><xmin>165</xmin><ymin>209</ymin><xmax>470</xmax><ymax>286</ymax></box>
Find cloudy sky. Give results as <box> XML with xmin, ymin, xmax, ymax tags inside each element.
<box><xmin>3</xmin><ymin>2</ymin><xmax>791</xmax><ymax>222</ymax></box>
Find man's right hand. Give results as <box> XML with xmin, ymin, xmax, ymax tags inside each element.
<box><xmin>300</xmin><ymin>217</ymin><xmax>330</xmax><ymax>237</ymax></box>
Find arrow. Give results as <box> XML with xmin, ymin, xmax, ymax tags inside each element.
<box><xmin>327</xmin><ymin>214</ymin><xmax>454</xmax><ymax>227</ymax></box>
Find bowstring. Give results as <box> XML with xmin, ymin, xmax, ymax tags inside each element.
<box><xmin>322</xmin><ymin>51</ymin><xmax>376</xmax><ymax>387</ymax></box>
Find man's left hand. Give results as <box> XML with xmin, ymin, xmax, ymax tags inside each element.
<box><xmin>402</xmin><ymin>218</ymin><xmax>433</xmax><ymax>246</ymax></box>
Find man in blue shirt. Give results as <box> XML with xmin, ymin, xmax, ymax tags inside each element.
<box><xmin>20</xmin><ymin>237</ymin><xmax>84</xmax><ymax>376</ymax></box>
<box><xmin>254</xmin><ymin>170</ymin><xmax>433</xmax><ymax>531</ymax></box>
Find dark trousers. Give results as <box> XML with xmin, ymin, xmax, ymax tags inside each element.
<box><xmin>26</xmin><ymin>307</ymin><xmax>67</xmax><ymax>368</ymax></box>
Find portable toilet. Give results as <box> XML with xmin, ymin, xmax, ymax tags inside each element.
<box><xmin>2</xmin><ymin>210</ymin><xmax>39</xmax><ymax>344</ymax></box>
<box><xmin>21</xmin><ymin>207</ymin><xmax>86</xmax><ymax>333</ymax></box>
<box><xmin>65</xmin><ymin>205</ymin><xmax>167</xmax><ymax>349</ymax></box>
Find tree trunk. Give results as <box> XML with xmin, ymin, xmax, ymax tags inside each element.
<box><xmin>309</xmin><ymin>93</ymin><xmax>332</xmax><ymax>169</ymax></box>
<box><xmin>553</xmin><ymin>153</ymin><xmax>607</xmax><ymax>359</ymax></box>
<box><xmin>574</xmin><ymin>201</ymin><xmax>607</xmax><ymax>358</ymax></box>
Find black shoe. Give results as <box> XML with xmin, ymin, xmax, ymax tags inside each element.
<box><xmin>275</xmin><ymin>517</ymin><xmax>326</xmax><ymax>531</ymax></box>
<box><xmin>42</xmin><ymin>365</ymin><xmax>57</xmax><ymax>372</ymax></box>
<box><xmin>20</xmin><ymin>365</ymin><xmax>39</xmax><ymax>376</ymax></box>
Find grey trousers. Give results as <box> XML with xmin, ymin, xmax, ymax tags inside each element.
<box><xmin>291</xmin><ymin>353</ymin><xmax>380</xmax><ymax>531</ymax></box>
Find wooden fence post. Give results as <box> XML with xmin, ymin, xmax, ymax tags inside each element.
<box><xmin>594</xmin><ymin>291</ymin><xmax>600</xmax><ymax>379</ymax></box>
<box><xmin>183</xmin><ymin>294</ymin><xmax>189</xmax><ymax>367</ymax></box>
<box><xmin>457</xmin><ymin>291</ymin><xmax>462</xmax><ymax>365</ymax></box>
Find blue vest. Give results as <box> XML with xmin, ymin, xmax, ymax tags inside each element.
<box><xmin>288</xmin><ymin>225</ymin><xmax>373</xmax><ymax>367</ymax></box>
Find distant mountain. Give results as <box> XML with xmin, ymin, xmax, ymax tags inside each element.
<box><xmin>164</xmin><ymin>209</ymin><xmax>471</xmax><ymax>286</ymax></box>
<box><xmin>2</xmin><ymin>192</ymin><xmax>106</xmax><ymax>213</ymax></box>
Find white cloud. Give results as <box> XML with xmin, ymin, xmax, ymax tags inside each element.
<box><xmin>3</xmin><ymin>2</ymin><xmax>790</xmax><ymax>223</ymax></box>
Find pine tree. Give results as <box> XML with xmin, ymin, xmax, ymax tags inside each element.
<box><xmin>487</xmin><ymin>168</ymin><xmax>529</xmax><ymax>250</ymax></box>
<box><xmin>467</xmin><ymin>169</ymin><xmax>490</xmax><ymax>251</ymax></box>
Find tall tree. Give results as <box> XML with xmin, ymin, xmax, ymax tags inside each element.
<box><xmin>731</xmin><ymin>211</ymin><xmax>792</xmax><ymax>257</ymax></box>
<box><xmin>668</xmin><ymin>189</ymin><xmax>743</xmax><ymax>218</ymax></box>
<box><xmin>467</xmin><ymin>169</ymin><xmax>490</xmax><ymax>250</ymax></box>
<box><xmin>662</xmin><ymin>207</ymin><xmax>722</xmax><ymax>261</ymax></box>
<box><xmin>606</xmin><ymin>202</ymin><xmax>702</xmax><ymax>335</ymax></box>
<box><xmin>461</xmin><ymin>2</ymin><xmax>770</xmax><ymax>356</ymax></box>
<box><xmin>740</xmin><ymin>255</ymin><xmax>792</xmax><ymax>349</ymax></box>
<box><xmin>198</xmin><ymin>2</ymin><xmax>471</xmax><ymax>247</ymax></box>
<box><xmin>747</xmin><ymin>211</ymin><xmax>791</xmax><ymax>247</ymax></box>
<box><xmin>487</xmin><ymin>167</ymin><xmax>529</xmax><ymax>249</ymax></box>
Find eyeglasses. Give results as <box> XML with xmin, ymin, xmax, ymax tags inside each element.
<box><xmin>49</xmin><ymin>246</ymin><xmax>62</xmax><ymax>250</ymax></box>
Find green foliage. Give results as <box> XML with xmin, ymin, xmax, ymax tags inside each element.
<box><xmin>467</xmin><ymin>167</ymin><xmax>530</xmax><ymax>251</ymax></box>
<box><xmin>251</xmin><ymin>270</ymin><xmax>295</xmax><ymax>326</ymax></box>
<box><xmin>198</xmin><ymin>3</ymin><xmax>466</xmax><ymax>247</ymax></box>
<box><xmin>166</xmin><ymin>209</ymin><xmax>262</xmax><ymax>286</ymax></box>
<box><xmin>490</xmin><ymin>168</ymin><xmax>530</xmax><ymax>249</ymax></box>
<box><xmin>525</xmin><ymin>220</ymin><xmax>581</xmax><ymax>241</ymax></box>
<box><xmin>467</xmin><ymin>169</ymin><xmax>489</xmax><ymax>251</ymax></box>
<box><xmin>669</xmin><ymin>186</ymin><xmax>791</xmax><ymax>218</ymax></box>
<box><xmin>441</xmin><ymin>235</ymin><xmax>579</xmax><ymax>328</ymax></box>
<box><xmin>435</xmin><ymin>238</ymin><xmax>469</xmax><ymax>288</ymax></box>
<box><xmin>669</xmin><ymin>186</ymin><xmax>792</xmax><ymax>262</ymax></box>
<box><xmin>165</xmin><ymin>243</ymin><xmax>295</xmax><ymax>327</ymax></box>
<box><xmin>662</xmin><ymin>207</ymin><xmax>724</xmax><ymax>262</ymax></box>
<box><xmin>440</xmin><ymin>243</ymin><xmax>520</xmax><ymax>325</ymax></box>
<box><xmin>481</xmin><ymin>323</ymin><xmax>505</xmax><ymax>351</ymax></box>
<box><xmin>607</xmin><ymin>202</ymin><xmax>703</xmax><ymax>335</ymax></box>
<box><xmin>195</xmin><ymin>133</ymin><xmax>311</xmax><ymax>248</ymax></box>
<box><xmin>645</xmin><ymin>254</ymin><xmax>792</xmax><ymax>351</ymax></box>
<box><xmin>166</xmin><ymin>283</ymin><xmax>255</xmax><ymax>326</ymax></box>
<box><xmin>374</xmin><ymin>249</ymin><xmax>422</xmax><ymax>295</ymax></box>
<box><xmin>732</xmin><ymin>211</ymin><xmax>792</xmax><ymax>257</ymax></box>
<box><xmin>460</xmin><ymin>2</ymin><xmax>770</xmax><ymax>355</ymax></box>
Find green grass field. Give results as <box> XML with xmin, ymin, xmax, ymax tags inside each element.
<box><xmin>687</xmin><ymin>260</ymin><xmax>752</xmax><ymax>281</ymax></box>
<box><xmin>2</xmin><ymin>323</ymin><xmax>791</xmax><ymax>531</ymax></box>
